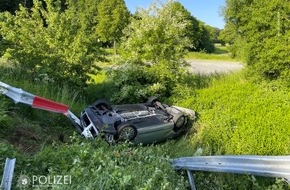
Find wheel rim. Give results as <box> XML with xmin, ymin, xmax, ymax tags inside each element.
<box><xmin>175</xmin><ymin>116</ymin><xmax>185</xmax><ymax>128</ymax></box>
<box><xmin>119</xmin><ymin>126</ymin><xmax>136</xmax><ymax>140</ymax></box>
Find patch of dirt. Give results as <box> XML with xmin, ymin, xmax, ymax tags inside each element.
<box><xmin>9</xmin><ymin>127</ymin><xmax>44</xmax><ymax>154</ymax></box>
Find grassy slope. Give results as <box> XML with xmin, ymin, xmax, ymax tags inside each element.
<box><xmin>168</xmin><ymin>72</ymin><xmax>290</xmax><ymax>189</ymax></box>
<box><xmin>174</xmin><ymin>72</ymin><xmax>290</xmax><ymax>155</ymax></box>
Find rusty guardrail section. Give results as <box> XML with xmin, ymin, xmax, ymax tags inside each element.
<box><xmin>1</xmin><ymin>158</ymin><xmax>16</xmax><ymax>190</ymax></box>
<box><xmin>172</xmin><ymin>156</ymin><xmax>290</xmax><ymax>190</ymax></box>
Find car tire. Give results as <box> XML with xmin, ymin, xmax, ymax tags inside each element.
<box><xmin>117</xmin><ymin>123</ymin><xmax>137</xmax><ymax>141</ymax></box>
<box><xmin>92</xmin><ymin>99</ymin><xmax>112</xmax><ymax>110</ymax></box>
<box><xmin>172</xmin><ymin>113</ymin><xmax>187</xmax><ymax>132</ymax></box>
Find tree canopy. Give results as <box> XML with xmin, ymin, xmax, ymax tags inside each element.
<box><xmin>223</xmin><ymin>0</ymin><xmax>290</xmax><ymax>83</ymax></box>
<box><xmin>0</xmin><ymin>0</ymin><xmax>103</xmax><ymax>87</ymax></box>
<box><xmin>119</xmin><ymin>1</ymin><xmax>192</xmax><ymax>64</ymax></box>
<box><xmin>168</xmin><ymin>2</ymin><xmax>215</xmax><ymax>53</ymax></box>
<box><xmin>96</xmin><ymin>0</ymin><xmax>130</xmax><ymax>45</ymax></box>
<box><xmin>109</xmin><ymin>0</ymin><xmax>195</xmax><ymax>103</ymax></box>
<box><xmin>0</xmin><ymin>0</ymin><xmax>220</xmax><ymax>89</ymax></box>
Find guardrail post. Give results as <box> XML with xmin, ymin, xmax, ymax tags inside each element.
<box><xmin>1</xmin><ymin>158</ymin><xmax>16</xmax><ymax>190</ymax></box>
<box><xmin>187</xmin><ymin>170</ymin><xmax>196</xmax><ymax>190</ymax></box>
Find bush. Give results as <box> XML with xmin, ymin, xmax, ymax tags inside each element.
<box><xmin>0</xmin><ymin>0</ymin><xmax>103</xmax><ymax>88</ymax></box>
<box><xmin>223</xmin><ymin>0</ymin><xmax>290</xmax><ymax>83</ymax></box>
<box><xmin>107</xmin><ymin>61</ymin><xmax>187</xmax><ymax>103</ymax></box>
<box><xmin>108</xmin><ymin>0</ymin><xmax>192</xmax><ymax>103</ymax></box>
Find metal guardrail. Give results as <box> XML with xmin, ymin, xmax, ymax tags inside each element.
<box><xmin>172</xmin><ymin>156</ymin><xmax>290</xmax><ymax>190</ymax></box>
<box><xmin>1</xmin><ymin>158</ymin><xmax>16</xmax><ymax>190</ymax></box>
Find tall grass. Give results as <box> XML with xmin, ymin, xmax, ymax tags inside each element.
<box><xmin>0</xmin><ymin>61</ymin><xmax>87</xmax><ymax>154</ymax></box>
<box><xmin>167</xmin><ymin>71</ymin><xmax>290</xmax><ymax>189</ymax></box>
<box><xmin>172</xmin><ymin>72</ymin><xmax>290</xmax><ymax>156</ymax></box>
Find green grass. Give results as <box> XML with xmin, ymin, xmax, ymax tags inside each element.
<box><xmin>185</xmin><ymin>46</ymin><xmax>238</xmax><ymax>61</ymax></box>
<box><xmin>168</xmin><ymin>72</ymin><xmax>290</xmax><ymax>189</ymax></box>
<box><xmin>0</xmin><ymin>62</ymin><xmax>87</xmax><ymax>154</ymax></box>
<box><xmin>1</xmin><ymin>60</ymin><xmax>289</xmax><ymax>189</ymax></box>
<box><xmin>172</xmin><ymin>72</ymin><xmax>290</xmax><ymax>156</ymax></box>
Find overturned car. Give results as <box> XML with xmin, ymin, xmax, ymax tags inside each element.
<box><xmin>80</xmin><ymin>97</ymin><xmax>194</xmax><ymax>144</ymax></box>
<box><xmin>0</xmin><ymin>82</ymin><xmax>195</xmax><ymax>144</ymax></box>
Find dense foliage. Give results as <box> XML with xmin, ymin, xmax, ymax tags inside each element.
<box><xmin>107</xmin><ymin>1</ymin><xmax>218</xmax><ymax>103</ymax></box>
<box><xmin>109</xmin><ymin>1</ymin><xmax>191</xmax><ymax>103</ymax></box>
<box><xmin>169</xmin><ymin>2</ymin><xmax>216</xmax><ymax>53</ymax></box>
<box><xmin>29</xmin><ymin>138</ymin><xmax>188</xmax><ymax>189</ymax></box>
<box><xmin>223</xmin><ymin>0</ymin><xmax>290</xmax><ymax>83</ymax></box>
<box><xmin>0</xmin><ymin>0</ymin><xmax>217</xmax><ymax>89</ymax></box>
<box><xmin>0</xmin><ymin>136</ymin><xmax>188</xmax><ymax>189</ymax></box>
<box><xmin>96</xmin><ymin>0</ymin><xmax>130</xmax><ymax>46</ymax></box>
<box><xmin>0</xmin><ymin>0</ymin><xmax>104</xmax><ymax>88</ymax></box>
<box><xmin>120</xmin><ymin>1</ymin><xmax>192</xmax><ymax>63</ymax></box>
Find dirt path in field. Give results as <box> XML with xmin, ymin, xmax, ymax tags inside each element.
<box><xmin>187</xmin><ymin>59</ymin><xmax>244</xmax><ymax>75</ymax></box>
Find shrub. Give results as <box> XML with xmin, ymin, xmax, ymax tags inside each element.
<box><xmin>107</xmin><ymin>61</ymin><xmax>187</xmax><ymax>103</ymax></box>
<box><xmin>223</xmin><ymin>0</ymin><xmax>290</xmax><ymax>83</ymax></box>
<box><xmin>107</xmin><ymin>0</ymin><xmax>192</xmax><ymax>103</ymax></box>
<box><xmin>0</xmin><ymin>0</ymin><xmax>103</xmax><ymax>88</ymax></box>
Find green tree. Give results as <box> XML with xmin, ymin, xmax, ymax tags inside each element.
<box><xmin>96</xmin><ymin>0</ymin><xmax>130</xmax><ymax>54</ymax></box>
<box><xmin>165</xmin><ymin>1</ymin><xmax>215</xmax><ymax>53</ymax></box>
<box><xmin>210</xmin><ymin>27</ymin><xmax>221</xmax><ymax>44</ymax></box>
<box><xmin>218</xmin><ymin>28</ymin><xmax>232</xmax><ymax>46</ymax></box>
<box><xmin>109</xmin><ymin>0</ymin><xmax>192</xmax><ymax>103</ymax></box>
<box><xmin>223</xmin><ymin>0</ymin><xmax>290</xmax><ymax>82</ymax></box>
<box><xmin>169</xmin><ymin>2</ymin><xmax>198</xmax><ymax>50</ymax></box>
<box><xmin>196</xmin><ymin>22</ymin><xmax>215</xmax><ymax>53</ymax></box>
<box><xmin>0</xmin><ymin>0</ymin><xmax>103</xmax><ymax>87</ymax></box>
<box><xmin>119</xmin><ymin>0</ymin><xmax>191</xmax><ymax>64</ymax></box>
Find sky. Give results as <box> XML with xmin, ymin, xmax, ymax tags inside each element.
<box><xmin>124</xmin><ymin>0</ymin><xmax>226</xmax><ymax>29</ymax></box>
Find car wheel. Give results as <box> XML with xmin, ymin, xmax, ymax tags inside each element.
<box><xmin>92</xmin><ymin>99</ymin><xmax>112</xmax><ymax>110</ymax></box>
<box><xmin>117</xmin><ymin>124</ymin><xmax>137</xmax><ymax>141</ymax></box>
<box><xmin>173</xmin><ymin>113</ymin><xmax>187</xmax><ymax>131</ymax></box>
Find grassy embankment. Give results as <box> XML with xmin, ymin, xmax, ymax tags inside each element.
<box><xmin>0</xmin><ymin>48</ymin><xmax>289</xmax><ymax>189</ymax></box>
